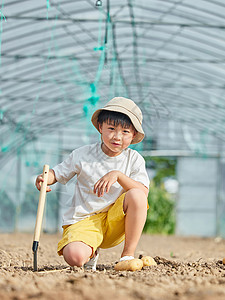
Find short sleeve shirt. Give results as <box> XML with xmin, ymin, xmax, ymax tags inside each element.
<box><xmin>53</xmin><ymin>142</ymin><xmax>150</xmax><ymax>225</ymax></box>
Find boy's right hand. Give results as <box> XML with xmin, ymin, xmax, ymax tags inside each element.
<box><xmin>35</xmin><ymin>175</ymin><xmax>52</xmax><ymax>192</ymax></box>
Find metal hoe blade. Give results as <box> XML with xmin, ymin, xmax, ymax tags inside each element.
<box><xmin>33</xmin><ymin>250</ymin><xmax>38</xmax><ymax>271</ymax></box>
<box><xmin>32</xmin><ymin>240</ymin><xmax>39</xmax><ymax>271</ymax></box>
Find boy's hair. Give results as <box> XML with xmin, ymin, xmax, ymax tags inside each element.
<box><xmin>97</xmin><ymin>110</ymin><xmax>134</xmax><ymax>129</ymax></box>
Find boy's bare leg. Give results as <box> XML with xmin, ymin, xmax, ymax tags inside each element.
<box><xmin>63</xmin><ymin>241</ymin><xmax>92</xmax><ymax>267</ymax></box>
<box><xmin>121</xmin><ymin>188</ymin><xmax>148</xmax><ymax>258</ymax></box>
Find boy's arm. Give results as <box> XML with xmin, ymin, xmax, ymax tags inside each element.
<box><xmin>35</xmin><ymin>169</ymin><xmax>57</xmax><ymax>192</ymax></box>
<box><xmin>94</xmin><ymin>170</ymin><xmax>149</xmax><ymax>198</ymax></box>
<box><xmin>117</xmin><ymin>172</ymin><xmax>149</xmax><ymax>196</ymax></box>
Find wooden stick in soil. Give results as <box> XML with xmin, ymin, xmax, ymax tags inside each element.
<box><xmin>32</xmin><ymin>165</ymin><xmax>49</xmax><ymax>272</ymax></box>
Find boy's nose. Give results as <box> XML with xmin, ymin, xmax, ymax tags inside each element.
<box><xmin>114</xmin><ymin>131</ymin><xmax>122</xmax><ymax>140</ymax></box>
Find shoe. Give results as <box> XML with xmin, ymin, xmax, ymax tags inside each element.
<box><xmin>120</xmin><ymin>256</ymin><xmax>134</xmax><ymax>261</ymax></box>
<box><xmin>83</xmin><ymin>249</ymin><xmax>99</xmax><ymax>271</ymax></box>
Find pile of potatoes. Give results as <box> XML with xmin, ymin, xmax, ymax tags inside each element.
<box><xmin>114</xmin><ymin>256</ymin><xmax>157</xmax><ymax>272</ymax></box>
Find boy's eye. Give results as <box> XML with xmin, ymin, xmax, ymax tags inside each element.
<box><xmin>124</xmin><ymin>130</ymin><xmax>130</xmax><ymax>133</ymax></box>
<box><xmin>108</xmin><ymin>127</ymin><xmax>115</xmax><ymax>130</ymax></box>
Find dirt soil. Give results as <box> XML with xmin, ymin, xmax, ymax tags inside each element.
<box><xmin>1</xmin><ymin>233</ymin><xmax>225</xmax><ymax>300</ymax></box>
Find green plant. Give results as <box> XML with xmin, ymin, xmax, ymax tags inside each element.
<box><xmin>146</xmin><ymin>157</ymin><xmax>176</xmax><ymax>186</ymax></box>
<box><xmin>143</xmin><ymin>181</ymin><xmax>176</xmax><ymax>234</ymax></box>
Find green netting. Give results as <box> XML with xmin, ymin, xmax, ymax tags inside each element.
<box><xmin>1</xmin><ymin>0</ymin><xmax>225</xmax><ymax>233</ymax></box>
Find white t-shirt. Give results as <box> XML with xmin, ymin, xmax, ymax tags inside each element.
<box><xmin>53</xmin><ymin>142</ymin><xmax>150</xmax><ymax>225</ymax></box>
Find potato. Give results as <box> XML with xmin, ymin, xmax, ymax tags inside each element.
<box><xmin>128</xmin><ymin>259</ymin><xmax>144</xmax><ymax>271</ymax></box>
<box><xmin>141</xmin><ymin>256</ymin><xmax>157</xmax><ymax>266</ymax></box>
<box><xmin>114</xmin><ymin>259</ymin><xmax>143</xmax><ymax>271</ymax></box>
<box><xmin>114</xmin><ymin>260</ymin><xmax>130</xmax><ymax>271</ymax></box>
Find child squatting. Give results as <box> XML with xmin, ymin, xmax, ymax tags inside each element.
<box><xmin>35</xmin><ymin>97</ymin><xmax>150</xmax><ymax>271</ymax></box>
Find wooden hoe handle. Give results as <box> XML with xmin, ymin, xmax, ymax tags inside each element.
<box><xmin>33</xmin><ymin>164</ymin><xmax>49</xmax><ymax>242</ymax></box>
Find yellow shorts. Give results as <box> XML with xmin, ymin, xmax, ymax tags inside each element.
<box><xmin>57</xmin><ymin>193</ymin><xmax>126</xmax><ymax>256</ymax></box>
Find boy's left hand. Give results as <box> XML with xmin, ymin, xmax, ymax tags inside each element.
<box><xmin>94</xmin><ymin>171</ymin><xmax>120</xmax><ymax>197</ymax></box>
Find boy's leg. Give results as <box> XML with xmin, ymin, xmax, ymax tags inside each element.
<box><xmin>121</xmin><ymin>188</ymin><xmax>148</xmax><ymax>258</ymax></box>
<box><xmin>58</xmin><ymin>214</ymin><xmax>106</xmax><ymax>268</ymax></box>
<box><xmin>63</xmin><ymin>241</ymin><xmax>92</xmax><ymax>267</ymax></box>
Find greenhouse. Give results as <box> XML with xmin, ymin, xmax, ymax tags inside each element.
<box><xmin>1</xmin><ymin>0</ymin><xmax>225</xmax><ymax>237</ymax></box>
<box><xmin>3</xmin><ymin>1</ymin><xmax>225</xmax><ymax>299</ymax></box>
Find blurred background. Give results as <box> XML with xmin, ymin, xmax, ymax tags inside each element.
<box><xmin>1</xmin><ymin>0</ymin><xmax>225</xmax><ymax>237</ymax></box>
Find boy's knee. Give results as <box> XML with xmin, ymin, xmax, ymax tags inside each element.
<box><xmin>63</xmin><ymin>247</ymin><xmax>88</xmax><ymax>267</ymax></box>
<box><xmin>126</xmin><ymin>188</ymin><xmax>147</xmax><ymax>202</ymax></box>
<box><xmin>123</xmin><ymin>188</ymin><xmax>148</xmax><ymax>212</ymax></box>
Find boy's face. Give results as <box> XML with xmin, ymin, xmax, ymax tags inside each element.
<box><xmin>99</xmin><ymin>121</ymin><xmax>136</xmax><ymax>157</ymax></box>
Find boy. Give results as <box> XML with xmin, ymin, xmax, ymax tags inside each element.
<box><xmin>35</xmin><ymin>97</ymin><xmax>149</xmax><ymax>271</ymax></box>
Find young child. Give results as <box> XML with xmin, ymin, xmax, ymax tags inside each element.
<box><xmin>35</xmin><ymin>97</ymin><xmax>150</xmax><ymax>271</ymax></box>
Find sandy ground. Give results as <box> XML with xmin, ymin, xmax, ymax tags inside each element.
<box><xmin>1</xmin><ymin>233</ymin><xmax>225</xmax><ymax>300</ymax></box>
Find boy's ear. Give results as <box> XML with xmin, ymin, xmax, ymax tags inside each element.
<box><xmin>98</xmin><ymin>123</ymin><xmax>102</xmax><ymax>133</ymax></box>
<box><xmin>133</xmin><ymin>129</ymin><xmax>137</xmax><ymax>138</ymax></box>
<box><xmin>132</xmin><ymin>133</ymin><xmax>137</xmax><ymax>141</ymax></box>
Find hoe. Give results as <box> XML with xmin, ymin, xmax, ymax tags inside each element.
<box><xmin>32</xmin><ymin>165</ymin><xmax>49</xmax><ymax>271</ymax></box>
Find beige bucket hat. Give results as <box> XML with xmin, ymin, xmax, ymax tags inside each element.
<box><xmin>91</xmin><ymin>97</ymin><xmax>145</xmax><ymax>144</ymax></box>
